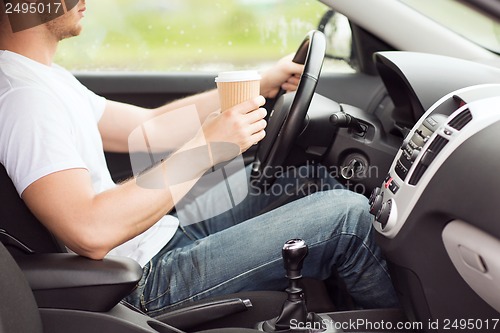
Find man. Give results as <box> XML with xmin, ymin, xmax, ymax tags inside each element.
<box><xmin>0</xmin><ymin>0</ymin><xmax>398</xmax><ymax>316</ymax></box>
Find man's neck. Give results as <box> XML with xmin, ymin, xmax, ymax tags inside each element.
<box><xmin>0</xmin><ymin>25</ymin><xmax>58</xmax><ymax>66</ymax></box>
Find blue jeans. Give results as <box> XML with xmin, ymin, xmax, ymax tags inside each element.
<box><xmin>124</xmin><ymin>164</ymin><xmax>399</xmax><ymax>316</ymax></box>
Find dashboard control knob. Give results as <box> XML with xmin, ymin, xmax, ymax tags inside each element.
<box><xmin>369</xmin><ymin>187</ymin><xmax>381</xmax><ymax>205</ymax></box>
<box><xmin>369</xmin><ymin>194</ymin><xmax>383</xmax><ymax>216</ymax></box>
<box><xmin>376</xmin><ymin>200</ymin><xmax>392</xmax><ymax>228</ymax></box>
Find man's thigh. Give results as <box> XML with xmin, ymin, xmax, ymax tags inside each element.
<box><xmin>178</xmin><ymin>163</ymin><xmax>343</xmax><ymax>239</ymax></box>
<box><xmin>138</xmin><ymin>189</ymin><xmax>371</xmax><ymax>316</ymax></box>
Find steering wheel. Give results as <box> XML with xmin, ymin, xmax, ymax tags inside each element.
<box><xmin>251</xmin><ymin>30</ymin><xmax>326</xmax><ymax>188</ymax></box>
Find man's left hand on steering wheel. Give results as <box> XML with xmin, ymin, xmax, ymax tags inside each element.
<box><xmin>260</xmin><ymin>54</ymin><xmax>304</xmax><ymax>99</ymax></box>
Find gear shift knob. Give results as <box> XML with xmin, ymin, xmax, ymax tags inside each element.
<box><xmin>282</xmin><ymin>239</ymin><xmax>308</xmax><ymax>280</ymax></box>
<box><xmin>260</xmin><ymin>239</ymin><xmax>322</xmax><ymax>332</ymax></box>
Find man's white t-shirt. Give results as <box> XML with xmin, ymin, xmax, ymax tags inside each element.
<box><xmin>0</xmin><ymin>50</ymin><xmax>179</xmax><ymax>267</ymax></box>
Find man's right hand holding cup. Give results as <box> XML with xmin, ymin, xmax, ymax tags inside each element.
<box><xmin>201</xmin><ymin>95</ymin><xmax>267</xmax><ymax>165</ymax></box>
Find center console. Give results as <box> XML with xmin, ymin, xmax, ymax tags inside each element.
<box><xmin>369</xmin><ymin>84</ymin><xmax>500</xmax><ymax>331</ymax></box>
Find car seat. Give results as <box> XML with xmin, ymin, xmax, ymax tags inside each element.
<box><xmin>0</xmin><ymin>240</ymin><xmax>266</xmax><ymax>333</ymax></box>
<box><xmin>0</xmin><ymin>164</ymin><xmax>66</xmax><ymax>254</ymax></box>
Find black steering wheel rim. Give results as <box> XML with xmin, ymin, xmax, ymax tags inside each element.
<box><xmin>251</xmin><ymin>30</ymin><xmax>326</xmax><ymax>188</ymax></box>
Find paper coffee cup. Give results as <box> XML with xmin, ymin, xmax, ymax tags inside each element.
<box><xmin>215</xmin><ymin>70</ymin><xmax>261</xmax><ymax>112</ymax></box>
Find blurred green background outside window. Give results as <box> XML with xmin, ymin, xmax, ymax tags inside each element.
<box><xmin>55</xmin><ymin>0</ymin><xmax>349</xmax><ymax>72</ymax></box>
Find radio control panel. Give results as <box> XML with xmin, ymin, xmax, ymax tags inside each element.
<box><xmin>370</xmin><ymin>84</ymin><xmax>500</xmax><ymax>238</ymax></box>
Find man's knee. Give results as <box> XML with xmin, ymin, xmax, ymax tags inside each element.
<box><xmin>322</xmin><ymin>189</ymin><xmax>372</xmax><ymax>235</ymax></box>
<box><xmin>344</xmin><ymin>192</ymin><xmax>374</xmax><ymax>239</ymax></box>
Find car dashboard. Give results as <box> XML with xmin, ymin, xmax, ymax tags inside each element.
<box><xmin>365</xmin><ymin>52</ymin><xmax>500</xmax><ymax>331</ymax></box>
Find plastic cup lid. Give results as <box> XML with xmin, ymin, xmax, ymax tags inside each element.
<box><xmin>215</xmin><ymin>70</ymin><xmax>261</xmax><ymax>82</ymax></box>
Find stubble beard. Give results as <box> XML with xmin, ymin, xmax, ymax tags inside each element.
<box><xmin>44</xmin><ymin>11</ymin><xmax>82</xmax><ymax>42</ymax></box>
<box><xmin>47</xmin><ymin>23</ymin><xmax>82</xmax><ymax>41</ymax></box>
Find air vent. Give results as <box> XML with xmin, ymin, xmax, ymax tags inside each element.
<box><xmin>409</xmin><ymin>135</ymin><xmax>449</xmax><ymax>185</ymax></box>
<box><xmin>448</xmin><ymin>109</ymin><xmax>472</xmax><ymax>130</ymax></box>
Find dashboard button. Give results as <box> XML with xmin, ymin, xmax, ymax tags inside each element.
<box><xmin>410</xmin><ymin>147</ymin><xmax>421</xmax><ymax>162</ymax></box>
<box><xmin>389</xmin><ymin>179</ymin><xmax>399</xmax><ymax>194</ymax></box>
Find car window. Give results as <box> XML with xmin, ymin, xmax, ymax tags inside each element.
<box><xmin>400</xmin><ymin>0</ymin><xmax>500</xmax><ymax>54</ymax></box>
<box><xmin>55</xmin><ymin>0</ymin><xmax>352</xmax><ymax>73</ymax></box>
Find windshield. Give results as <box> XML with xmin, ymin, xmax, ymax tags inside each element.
<box><xmin>400</xmin><ymin>0</ymin><xmax>500</xmax><ymax>54</ymax></box>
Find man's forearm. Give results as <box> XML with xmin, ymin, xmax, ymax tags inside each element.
<box><xmin>152</xmin><ymin>89</ymin><xmax>220</xmax><ymax>123</ymax></box>
<box><xmin>86</xmin><ymin>133</ymin><xmax>214</xmax><ymax>259</ymax></box>
<box><xmin>23</xmin><ymin>134</ymin><xmax>214</xmax><ymax>261</ymax></box>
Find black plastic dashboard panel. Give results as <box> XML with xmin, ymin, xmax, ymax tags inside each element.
<box><xmin>374</xmin><ymin>52</ymin><xmax>500</xmax><ymax>128</ymax></box>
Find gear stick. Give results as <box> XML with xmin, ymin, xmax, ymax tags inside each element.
<box><xmin>260</xmin><ymin>239</ymin><xmax>323</xmax><ymax>332</ymax></box>
<box><xmin>274</xmin><ymin>239</ymin><xmax>309</xmax><ymax>331</ymax></box>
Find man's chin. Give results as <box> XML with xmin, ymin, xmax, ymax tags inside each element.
<box><xmin>74</xmin><ymin>25</ymin><xmax>83</xmax><ymax>37</ymax></box>
<box><xmin>58</xmin><ymin>25</ymin><xmax>83</xmax><ymax>41</ymax></box>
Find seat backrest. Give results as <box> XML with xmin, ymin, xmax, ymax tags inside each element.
<box><xmin>0</xmin><ymin>241</ymin><xmax>43</xmax><ymax>333</ymax></box>
<box><xmin>0</xmin><ymin>164</ymin><xmax>65</xmax><ymax>254</ymax></box>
